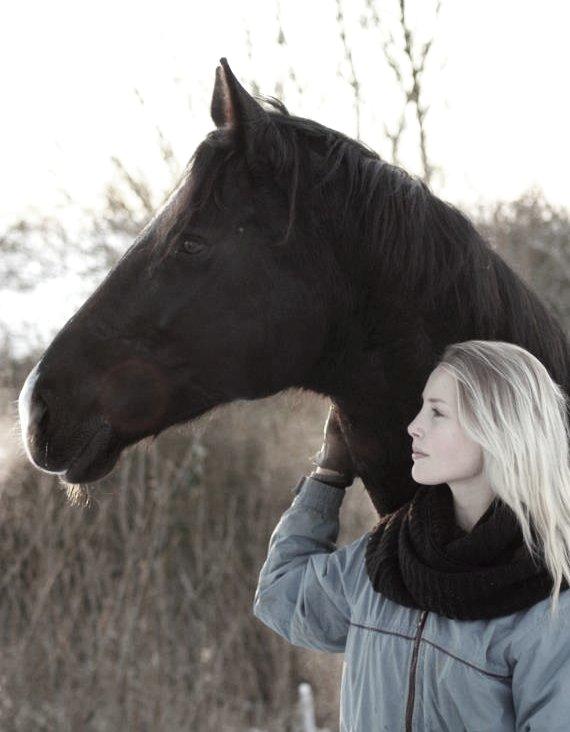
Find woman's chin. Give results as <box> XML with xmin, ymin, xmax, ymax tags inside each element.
<box><xmin>411</xmin><ymin>466</ymin><xmax>444</xmax><ymax>486</ymax></box>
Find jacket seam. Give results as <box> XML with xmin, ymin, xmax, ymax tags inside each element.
<box><xmin>349</xmin><ymin>622</ymin><xmax>512</xmax><ymax>680</ymax></box>
<box><xmin>420</xmin><ymin>636</ymin><xmax>512</xmax><ymax>680</ymax></box>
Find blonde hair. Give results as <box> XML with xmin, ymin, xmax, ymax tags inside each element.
<box><xmin>437</xmin><ymin>340</ymin><xmax>570</xmax><ymax>621</ymax></box>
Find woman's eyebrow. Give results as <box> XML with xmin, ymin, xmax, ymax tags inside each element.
<box><xmin>421</xmin><ymin>394</ymin><xmax>447</xmax><ymax>404</ymax></box>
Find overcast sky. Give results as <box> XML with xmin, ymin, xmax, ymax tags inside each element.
<box><xmin>1</xmin><ymin>0</ymin><xmax>568</xmax><ymax>350</ymax></box>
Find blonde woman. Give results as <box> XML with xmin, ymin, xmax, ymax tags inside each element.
<box><xmin>253</xmin><ymin>340</ymin><xmax>570</xmax><ymax>731</ymax></box>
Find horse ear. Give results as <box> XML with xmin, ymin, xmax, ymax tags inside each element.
<box><xmin>210</xmin><ymin>57</ymin><xmax>268</xmax><ymax>133</ymax></box>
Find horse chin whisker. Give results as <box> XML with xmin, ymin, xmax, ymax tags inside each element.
<box><xmin>58</xmin><ymin>478</ymin><xmax>93</xmax><ymax>508</ymax></box>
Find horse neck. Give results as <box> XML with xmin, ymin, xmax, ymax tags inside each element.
<box><xmin>302</xmin><ymin>293</ymin><xmax>438</xmax><ymax>514</ymax></box>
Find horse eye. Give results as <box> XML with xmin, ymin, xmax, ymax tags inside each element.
<box><xmin>179</xmin><ymin>238</ymin><xmax>206</xmax><ymax>256</ymax></box>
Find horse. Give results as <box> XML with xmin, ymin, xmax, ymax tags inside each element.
<box><xmin>18</xmin><ymin>58</ymin><xmax>569</xmax><ymax>516</ymax></box>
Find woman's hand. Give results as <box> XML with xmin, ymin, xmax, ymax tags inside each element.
<box><xmin>312</xmin><ymin>404</ymin><xmax>356</xmax><ymax>480</ymax></box>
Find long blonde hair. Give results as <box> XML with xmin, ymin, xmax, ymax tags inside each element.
<box><xmin>437</xmin><ymin>340</ymin><xmax>570</xmax><ymax>621</ymax></box>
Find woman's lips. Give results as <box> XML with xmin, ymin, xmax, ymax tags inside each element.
<box><xmin>412</xmin><ymin>452</ymin><xmax>428</xmax><ymax>459</ymax></box>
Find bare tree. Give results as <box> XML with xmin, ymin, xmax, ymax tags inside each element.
<box><xmin>360</xmin><ymin>0</ymin><xmax>443</xmax><ymax>181</ymax></box>
<box><xmin>335</xmin><ymin>0</ymin><xmax>363</xmax><ymax>140</ymax></box>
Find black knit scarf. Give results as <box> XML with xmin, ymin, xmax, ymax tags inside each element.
<box><xmin>364</xmin><ymin>483</ymin><xmax>567</xmax><ymax>620</ymax></box>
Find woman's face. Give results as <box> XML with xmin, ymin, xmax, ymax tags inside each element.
<box><xmin>407</xmin><ymin>365</ymin><xmax>484</xmax><ymax>486</ymax></box>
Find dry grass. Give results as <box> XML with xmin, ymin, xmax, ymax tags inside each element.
<box><xmin>0</xmin><ymin>388</ymin><xmax>376</xmax><ymax>731</ymax></box>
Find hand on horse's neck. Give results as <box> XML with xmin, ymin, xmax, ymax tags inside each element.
<box><xmin>305</xmin><ymin>333</ymin><xmax>435</xmax><ymax>515</ymax></box>
<box><xmin>324</xmin><ymin>392</ymin><xmax>420</xmax><ymax>515</ymax></box>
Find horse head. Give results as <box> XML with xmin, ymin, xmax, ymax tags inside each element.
<box><xmin>19</xmin><ymin>59</ymin><xmax>569</xmax><ymax>515</ymax></box>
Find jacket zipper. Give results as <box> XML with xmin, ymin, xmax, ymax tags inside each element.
<box><xmin>405</xmin><ymin>609</ymin><xmax>429</xmax><ymax>731</ymax></box>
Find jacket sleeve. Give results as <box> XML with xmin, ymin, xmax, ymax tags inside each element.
<box><xmin>510</xmin><ymin>595</ymin><xmax>570</xmax><ymax>731</ymax></box>
<box><xmin>253</xmin><ymin>475</ymin><xmax>368</xmax><ymax>654</ymax></box>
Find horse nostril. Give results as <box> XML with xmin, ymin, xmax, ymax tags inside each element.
<box><xmin>31</xmin><ymin>391</ymin><xmax>49</xmax><ymax>433</ymax></box>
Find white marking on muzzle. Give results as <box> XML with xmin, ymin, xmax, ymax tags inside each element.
<box><xmin>18</xmin><ymin>362</ymin><xmax>66</xmax><ymax>474</ymax></box>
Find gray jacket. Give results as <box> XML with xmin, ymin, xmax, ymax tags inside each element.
<box><xmin>253</xmin><ymin>476</ymin><xmax>570</xmax><ymax>731</ymax></box>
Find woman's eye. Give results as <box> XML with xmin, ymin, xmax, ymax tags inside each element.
<box><xmin>432</xmin><ymin>408</ymin><xmax>442</xmax><ymax>417</ymax></box>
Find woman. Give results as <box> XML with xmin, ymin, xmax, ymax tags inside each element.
<box><xmin>253</xmin><ymin>340</ymin><xmax>570</xmax><ymax>731</ymax></box>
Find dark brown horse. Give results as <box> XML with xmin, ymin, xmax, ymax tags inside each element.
<box><xmin>18</xmin><ymin>58</ymin><xmax>569</xmax><ymax>515</ymax></box>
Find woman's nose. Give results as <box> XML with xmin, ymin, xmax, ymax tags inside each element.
<box><xmin>407</xmin><ymin>421</ymin><xmax>422</xmax><ymax>437</ymax></box>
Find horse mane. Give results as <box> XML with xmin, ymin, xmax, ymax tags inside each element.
<box><xmin>151</xmin><ymin>95</ymin><xmax>569</xmax><ymax>384</ymax></box>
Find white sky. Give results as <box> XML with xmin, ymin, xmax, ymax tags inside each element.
<box><xmin>1</xmin><ymin>0</ymin><xmax>569</xmax><ymax>350</ymax></box>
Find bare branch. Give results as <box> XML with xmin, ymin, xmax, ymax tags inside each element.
<box><xmin>109</xmin><ymin>156</ymin><xmax>156</xmax><ymax>217</ymax></box>
<box><xmin>365</xmin><ymin>0</ymin><xmax>442</xmax><ymax>182</ymax></box>
<box><xmin>335</xmin><ymin>0</ymin><xmax>362</xmax><ymax>139</ymax></box>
